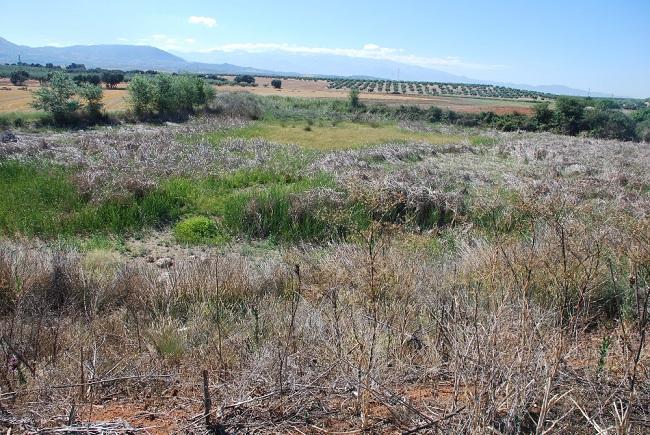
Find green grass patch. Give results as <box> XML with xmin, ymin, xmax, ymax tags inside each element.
<box><xmin>466</xmin><ymin>187</ymin><xmax>533</xmax><ymax>236</ymax></box>
<box><xmin>200</xmin><ymin>120</ymin><xmax>462</xmax><ymax>150</ymax></box>
<box><xmin>0</xmin><ymin>111</ymin><xmax>50</xmax><ymax>128</ymax></box>
<box><xmin>0</xmin><ymin>161</ymin><xmax>184</xmax><ymax>237</ymax></box>
<box><xmin>470</xmin><ymin>135</ymin><xmax>498</xmax><ymax>146</ymax></box>
<box><xmin>174</xmin><ymin>216</ymin><xmax>222</xmax><ymax>245</ymax></box>
<box><xmin>160</xmin><ymin>168</ymin><xmax>370</xmax><ymax>244</ymax></box>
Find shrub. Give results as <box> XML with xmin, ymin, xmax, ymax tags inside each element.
<box><xmin>427</xmin><ymin>106</ymin><xmax>443</xmax><ymax>122</ymax></box>
<box><xmin>210</xmin><ymin>92</ymin><xmax>263</xmax><ymax>120</ymax></box>
<box><xmin>31</xmin><ymin>72</ymin><xmax>81</xmax><ymax>123</ymax></box>
<box><xmin>585</xmin><ymin>109</ymin><xmax>637</xmax><ymax>141</ymax></box>
<box><xmin>174</xmin><ymin>216</ymin><xmax>220</xmax><ymax>244</ymax></box>
<box><xmin>349</xmin><ymin>89</ymin><xmax>361</xmax><ymax>109</ymax></box>
<box><xmin>553</xmin><ymin>97</ymin><xmax>586</xmax><ymax>135</ymax></box>
<box><xmin>127</xmin><ymin>73</ymin><xmax>215</xmax><ymax>119</ymax></box>
<box><xmin>234</xmin><ymin>75</ymin><xmax>255</xmax><ymax>84</ymax></box>
<box><xmin>271</xmin><ymin>79</ymin><xmax>282</xmax><ymax>89</ymax></box>
<box><xmin>533</xmin><ymin>102</ymin><xmax>553</xmax><ymax>127</ymax></box>
<box><xmin>636</xmin><ymin>120</ymin><xmax>650</xmax><ymax>142</ymax></box>
<box><xmin>10</xmin><ymin>70</ymin><xmax>29</xmax><ymax>86</ymax></box>
<box><xmin>77</xmin><ymin>82</ymin><xmax>104</xmax><ymax>118</ymax></box>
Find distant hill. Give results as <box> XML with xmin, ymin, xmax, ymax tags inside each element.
<box><xmin>0</xmin><ymin>36</ymin><xmax>619</xmax><ymax>97</ymax></box>
<box><xmin>179</xmin><ymin>50</ymin><xmax>480</xmax><ymax>84</ymax></box>
<box><xmin>0</xmin><ymin>36</ymin><xmax>275</xmax><ymax>75</ymax></box>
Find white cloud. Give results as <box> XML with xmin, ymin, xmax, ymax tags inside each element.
<box><xmin>188</xmin><ymin>16</ymin><xmax>217</xmax><ymax>28</ymax></box>
<box><xmin>137</xmin><ymin>34</ymin><xmax>180</xmax><ymax>50</ymax></box>
<box><xmin>117</xmin><ymin>37</ymin><xmax>129</xmax><ymax>43</ymax></box>
<box><xmin>201</xmin><ymin>43</ymin><xmax>500</xmax><ymax>70</ymax></box>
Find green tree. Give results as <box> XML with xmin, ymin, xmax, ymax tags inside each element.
<box><xmin>77</xmin><ymin>82</ymin><xmax>104</xmax><ymax>118</ymax></box>
<box><xmin>101</xmin><ymin>71</ymin><xmax>125</xmax><ymax>89</ymax></box>
<box><xmin>553</xmin><ymin>97</ymin><xmax>586</xmax><ymax>135</ymax></box>
<box><xmin>585</xmin><ymin>109</ymin><xmax>636</xmax><ymax>141</ymax></box>
<box><xmin>271</xmin><ymin>79</ymin><xmax>282</xmax><ymax>89</ymax></box>
<box><xmin>234</xmin><ymin>75</ymin><xmax>255</xmax><ymax>84</ymax></box>
<box><xmin>10</xmin><ymin>70</ymin><xmax>29</xmax><ymax>86</ymax></box>
<box><xmin>31</xmin><ymin>72</ymin><xmax>80</xmax><ymax>123</ymax></box>
<box><xmin>349</xmin><ymin>89</ymin><xmax>361</xmax><ymax>109</ymax></box>
<box><xmin>533</xmin><ymin>102</ymin><xmax>553</xmax><ymax>127</ymax></box>
<box><xmin>127</xmin><ymin>73</ymin><xmax>215</xmax><ymax>119</ymax></box>
<box><xmin>127</xmin><ymin>74</ymin><xmax>156</xmax><ymax>117</ymax></box>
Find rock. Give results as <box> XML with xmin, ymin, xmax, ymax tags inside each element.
<box><xmin>1</xmin><ymin>131</ymin><xmax>18</xmax><ymax>143</ymax></box>
<box><xmin>155</xmin><ymin>257</ymin><xmax>174</xmax><ymax>268</ymax></box>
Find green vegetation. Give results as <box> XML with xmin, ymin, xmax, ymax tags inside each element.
<box><xmin>199</xmin><ymin>120</ymin><xmax>462</xmax><ymax>150</ymax></box>
<box><xmin>234</xmin><ymin>75</ymin><xmax>256</xmax><ymax>84</ymax></box>
<box><xmin>128</xmin><ymin>73</ymin><xmax>215</xmax><ymax>119</ymax></box>
<box><xmin>328</xmin><ymin>77</ymin><xmax>551</xmax><ymax>99</ymax></box>
<box><xmin>0</xmin><ymin>111</ymin><xmax>49</xmax><ymax>128</ymax></box>
<box><xmin>9</xmin><ymin>70</ymin><xmax>29</xmax><ymax>86</ymax></box>
<box><xmin>0</xmin><ymin>161</ymin><xmax>183</xmax><ymax>237</ymax></box>
<box><xmin>31</xmin><ymin>71</ymin><xmax>104</xmax><ymax>124</ymax></box>
<box><xmin>174</xmin><ymin>216</ymin><xmax>221</xmax><ymax>244</ymax></box>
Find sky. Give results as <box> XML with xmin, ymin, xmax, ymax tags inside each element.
<box><xmin>1</xmin><ymin>0</ymin><xmax>649</xmax><ymax>97</ymax></box>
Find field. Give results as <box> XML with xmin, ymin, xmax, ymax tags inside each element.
<box><xmin>1</xmin><ymin>76</ymin><xmax>540</xmax><ymax>116</ymax></box>
<box><xmin>218</xmin><ymin>77</ymin><xmax>540</xmax><ymax>114</ymax></box>
<box><xmin>0</xmin><ymin>79</ymin><xmax>129</xmax><ymax>113</ymax></box>
<box><xmin>0</xmin><ymin>93</ymin><xmax>649</xmax><ymax>433</ymax></box>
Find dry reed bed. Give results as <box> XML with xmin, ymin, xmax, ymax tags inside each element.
<box><xmin>0</xmin><ymin>210</ymin><xmax>648</xmax><ymax>432</ymax></box>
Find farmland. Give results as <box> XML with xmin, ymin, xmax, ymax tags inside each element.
<box><xmin>1</xmin><ymin>87</ymin><xmax>649</xmax><ymax>433</ymax></box>
<box><xmin>327</xmin><ymin>78</ymin><xmax>549</xmax><ymax>99</ymax></box>
<box><xmin>1</xmin><ymin>76</ymin><xmax>542</xmax><ymax>116</ymax></box>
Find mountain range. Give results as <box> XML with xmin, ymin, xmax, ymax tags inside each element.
<box><xmin>0</xmin><ymin>37</ymin><xmax>614</xmax><ymax>97</ymax></box>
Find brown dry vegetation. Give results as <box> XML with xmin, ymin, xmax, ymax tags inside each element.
<box><xmin>0</xmin><ymin>110</ymin><xmax>649</xmax><ymax>433</ymax></box>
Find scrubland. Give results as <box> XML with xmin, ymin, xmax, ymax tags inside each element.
<box><xmin>0</xmin><ymin>93</ymin><xmax>648</xmax><ymax>433</ymax></box>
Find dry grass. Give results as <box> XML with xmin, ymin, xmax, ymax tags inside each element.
<box><xmin>0</xmin><ymin>114</ymin><xmax>649</xmax><ymax>433</ymax></box>
<box><xmin>216</xmin><ymin>79</ymin><xmax>537</xmax><ymax>114</ymax></box>
<box><xmin>0</xmin><ymin>83</ymin><xmax>128</xmax><ymax>113</ymax></box>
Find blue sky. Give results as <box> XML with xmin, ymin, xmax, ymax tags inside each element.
<box><xmin>2</xmin><ymin>0</ymin><xmax>649</xmax><ymax>97</ymax></box>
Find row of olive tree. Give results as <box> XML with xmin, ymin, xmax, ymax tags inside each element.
<box><xmin>127</xmin><ymin>73</ymin><xmax>215</xmax><ymax>119</ymax></box>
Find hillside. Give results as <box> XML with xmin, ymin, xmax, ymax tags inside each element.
<box><xmin>0</xmin><ymin>36</ymin><xmax>274</xmax><ymax>75</ymax></box>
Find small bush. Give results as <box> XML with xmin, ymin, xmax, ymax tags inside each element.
<box><xmin>271</xmin><ymin>79</ymin><xmax>282</xmax><ymax>89</ymax></box>
<box><xmin>174</xmin><ymin>216</ymin><xmax>220</xmax><ymax>244</ymax></box>
<box><xmin>210</xmin><ymin>92</ymin><xmax>263</xmax><ymax>120</ymax></box>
